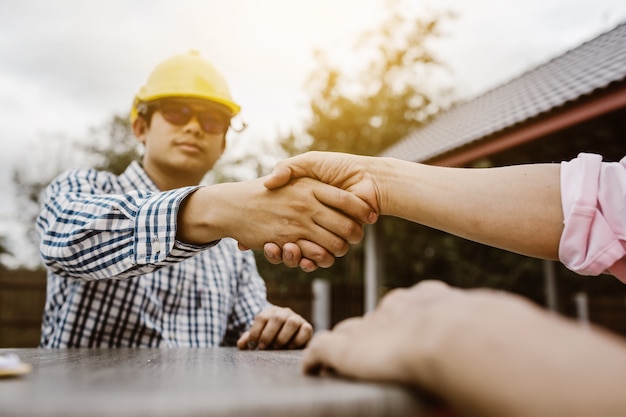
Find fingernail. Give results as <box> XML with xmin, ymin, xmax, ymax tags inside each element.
<box><xmin>248</xmin><ymin>341</ymin><xmax>257</xmax><ymax>350</ymax></box>
<box><xmin>285</xmin><ymin>251</ymin><xmax>293</xmax><ymax>261</ymax></box>
<box><xmin>368</xmin><ymin>212</ymin><xmax>378</xmax><ymax>223</ymax></box>
<box><xmin>258</xmin><ymin>343</ymin><xmax>266</xmax><ymax>350</ymax></box>
<box><xmin>264</xmin><ymin>249</ymin><xmax>275</xmax><ymax>260</ymax></box>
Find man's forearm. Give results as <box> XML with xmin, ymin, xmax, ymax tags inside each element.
<box><xmin>177</xmin><ymin>184</ymin><xmax>232</xmax><ymax>245</ymax></box>
<box><xmin>177</xmin><ymin>178</ymin><xmax>370</xmax><ymax>255</ymax></box>
<box><xmin>422</xmin><ymin>294</ymin><xmax>626</xmax><ymax>417</ymax></box>
<box><xmin>375</xmin><ymin>159</ymin><xmax>564</xmax><ymax>260</ymax></box>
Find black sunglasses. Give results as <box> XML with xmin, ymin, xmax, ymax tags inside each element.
<box><xmin>154</xmin><ymin>101</ymin><xmax>231</xmax><ymax>135</ymax></box>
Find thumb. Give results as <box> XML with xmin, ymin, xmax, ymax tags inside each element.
<box><xmin>263</xmin><ymin>165</ymin><xmax>296</xmax><ymax>189</ymax></box>
<box><xmin>237</xmin><ymin>331</ymin><xmax>251</xmax><ymax>350</ymax></box>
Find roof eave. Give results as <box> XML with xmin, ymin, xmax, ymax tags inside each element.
<box><xmin>424</xmin><ymin>83</ymin><xmax>626</xmax><ymax>167</ymax></box>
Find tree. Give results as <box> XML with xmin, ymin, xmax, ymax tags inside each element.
<box><xmin>0</xmin><ymin>238</ymin><xmax>10</xmax><ymax>257</ymax></box>
<box><xmin>261</xmin><ymin>1</ymin><xmax>553</xmax><ymax>306</ymax></box>
<box><xmin>11</xmin><ymin>114</ymin><xmax>140</xmax><ymax>263</ymax></box>
<box><xmin>257</xmin><ymin>1</ymin><xmax>456</xmax><ymax>291</ymax></box>
<box><xmin>280</xmin><ymin>1</ymin><xmax>454</xmax><ymax>156</ymax></box>
<box><xmin>81</xmin><ymin>115</ymin><xmax>140</xmax><ymax>175</ymax></box>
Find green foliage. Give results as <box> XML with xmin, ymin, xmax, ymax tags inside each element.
<box><xmin>265</xmin><ymin>1</ymin><xmax>551</xmax><ymax>301</ymax></box>
<box><xmin>263</xmin><ymin>1</ymin><xmax>461</xmax><ymax>287</ymax></box>
<box><xmin>14</xmin><ymin>114</ymin><xmax>138</xmax><ymax>207</ymax></box>
<box><xmin>11</xmin><ymin>114</ymin><xmax>139</xmax><ymax>255</ymax></box>
<box><xmin>0</xmin><ymin>238</ymin><xmax>10</xmax><ymax>256</ymax></box>
<box><xmin>378</xmin><ymin>216</ymin><xmax>544</xmax><ymax>290</ymax></box>
<box><xmin>209</xmin><ymin>139</ymin><xmax>284</xmax><ymax>184</ymax></box>
<box><xmin>78</xmin><ymin>115</ymin><xmax>140</xmax><ymax>175</ymax></box>
<box><xmin>280</xmin><ymin>3</ymin><xmax>454</xmax><ymax>157</ymax></box>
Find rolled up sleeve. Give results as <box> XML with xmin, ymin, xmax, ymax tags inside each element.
<box><xmin>559</xmin><ymin>153</ymin><xmax>626</xmax><ymax>282</ymax></box>
<box><xmin>37</xmin><ymin>168</ymin><xmax>213</xmax><ymax>281</ymax></box>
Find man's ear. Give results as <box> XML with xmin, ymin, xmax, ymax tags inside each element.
<box><xmin>132</xmin><ymin>118</ymin><xmax>148</xmax><ymax>144</ymax></box>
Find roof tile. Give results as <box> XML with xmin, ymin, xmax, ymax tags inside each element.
<box><xmin>382</xmin><ymin>22</ymin><xmax>626</xmax><ymax>161</ymax></box>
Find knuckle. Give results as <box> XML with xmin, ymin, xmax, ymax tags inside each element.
<box><xmin>330</xmin><ymin>238</ymin><xmax>349</xmax><ymax>257</ymax></box>
<box><xmin>283</xmin><ymin>258</ymin><xmax>299</xmax><ymax>268</ymax></box>
<box><xmin>256</xmin><ymin>310</ymin><xmax>272</xmax><ymax>322</ymax></box>
<box><xmin>343</xmin><ymin>219</ymin><xmax>364</xmax><ymax>243</ymax></box>
<box><xmin>300</xmin><ymin>259</ymin><xmax>320</xmax><ymax>272</ymax></box>
<box><xmin>285</xmin><ymin>314</ymin><xmax>302</xmax><ymax>327</ymax></box>
<box><xmin>305</xmin><ymin>246</ymin><xmax>328</xmax><ymax>262</ymax></box>
<box><xmin>301</xmin><ymin>322</ymin><xmax>313</xmax><ymax>336</ymax></box>
<box><xmin>338</xmin><ymin>189</ymin><xmax>358</xmax><ymax>211</ymax></box>
<box><xmin>379</xmin><ymin>288</ymin><xmax>410</xmax><ymax>308</ymax></box>
<box><xmin>314</xmin><ymin>255</ymin><xmax>334</xmax><ymax>269</ymax></box>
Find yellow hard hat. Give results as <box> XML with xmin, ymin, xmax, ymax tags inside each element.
<box><xmin>130</xmin><ymin>50</ymin><xmax>241</xmax><ymax>124</ymax></box>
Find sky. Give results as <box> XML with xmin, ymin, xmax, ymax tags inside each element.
<box><xmin>1</xmin><ymin>0</ymin><xmax>625</xmax><ymax>267</ymax></box>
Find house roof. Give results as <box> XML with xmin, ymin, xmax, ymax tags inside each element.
<box><xmin>381</xmin><ymin>21</ymin><xmax>626</xmax><ymax>162</ymax></box>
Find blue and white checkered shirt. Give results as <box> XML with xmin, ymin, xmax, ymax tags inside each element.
<box><xmin>36</xmin><ymin>161</ymin><xmax>269</xmax><ymax>347</ymax></box>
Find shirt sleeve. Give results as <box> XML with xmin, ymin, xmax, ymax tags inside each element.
<box><xmin>36</xmin><ymin>168</ymin><xmax>214</xmax><ymax>281</ymax></box>
<box><xmin>559</xmin><ymin>153</ymin><xmax>626</xmax><ymax>282</ymax></box>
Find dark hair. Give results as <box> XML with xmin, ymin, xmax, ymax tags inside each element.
<box><xmin>135</xmin><ymin>101</ymin><xmax>155</xmax><ymax>127</ymax></box>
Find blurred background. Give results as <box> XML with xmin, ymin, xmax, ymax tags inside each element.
<box><xmin>1</xmin><ymin>0</ymin><xmax>625</xmax><ymax>347</ymax></box>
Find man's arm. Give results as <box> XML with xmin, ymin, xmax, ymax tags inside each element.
<box><xmin>39</xmin><ymin>169</ymin><xmax>375</xmax><ymax>280</ymax></box>
<box><xmin>263</xmin><ymin>151</ymin><xmax>564</xmax><ymax>264</ymax></box>
<box><xmin>302</xmin><ymin>280</ymin><xmax>626</xmax><ymax>417</ymax></box>
<box><xmin>37</xmin><ymin>169</ymin><xmax>205</xmax><ymax>280</ymax></box>
<box><xmin>373</xmin><ymin>157</ymin><xmax>563</xmax><ymax>260</ymax></box>
<box><xmin>177</xmin><ymin>176</ymin><xmax>376</xmax><ymax>264</ymax></box>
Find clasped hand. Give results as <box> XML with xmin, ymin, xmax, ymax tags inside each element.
<box><xmin>259</xmin><ymin>151</ymin><xmax>381</xmax><ymax>271</ymax></box>
<box><xmin>179</xmin><ymin>170</ymin><xmax>376</xmax><ymax>269</ymax></box>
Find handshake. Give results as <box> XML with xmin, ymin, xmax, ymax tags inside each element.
<box><xmin>240</xmin><ymin>151</ymin><xmax>384</xmax><ymax>272</ymax></box>
<box><xmin>181</xmin><ymin>148</ymin><xmax>564</xmax><ymax>272</ymax></box>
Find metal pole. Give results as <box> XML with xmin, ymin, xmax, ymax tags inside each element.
<box><xmin>542</xmin><ymin>260</ymin><xmax>558</xmax><ymax>312</ymax></box>
<box><xmin>364</xmin><ymin>224</ymin><xmax>378</xmax><ymax>313</ymax></box>
<box><xmin>573</xmin><ymin>292</ymin><xmax>590</xmax><ymax>328</ymax></box>
<box><xmin>312</xmin><ymin>278</ymin><xmax>331</xmax><ymax>332</ymax></box>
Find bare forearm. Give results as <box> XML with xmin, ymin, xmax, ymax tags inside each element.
<box><xmin>177</xmin><ymin>182</ymin><xmax>316</xmax><ymax>247</ymax></box>
<box><xmin>373</xmin><ymin>158</ymin><xmax>564</xmax><ymax>260</ymax></box>
<box><xmin>177</xmin><ymin>183</ymin><xmax>234</xmax><ymax>245</ymax></box>
<box><xmin>176</xmin><ymin>178</ymin><xmax>370</xmax><ymax>254</ymax></box>
<box><xmin>302</xmin><ymin>281</ymin><xmax>626</xmax><ymax>417</ymax></box>
<box><xmin>421</xmin><ymin>296</ymin><xmax>626</xmax><ymax>417</ymax></box>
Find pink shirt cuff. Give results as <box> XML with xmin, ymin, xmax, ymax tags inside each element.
<box><xmin>559</xmin><ymin>153</ymin><xmax>626</xmax><ymax>283</ymax></box>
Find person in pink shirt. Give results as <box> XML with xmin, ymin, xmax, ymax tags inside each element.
<box><xmin>260</xmin><ymin>151</ymin><xmax>626</xmax><ymax>417</ymax></box>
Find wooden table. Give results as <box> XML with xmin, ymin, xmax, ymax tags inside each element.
<box><xmin>0</xmin><ymin>348</ymin><xmax>438</xmax><ymax>417</ymax></box>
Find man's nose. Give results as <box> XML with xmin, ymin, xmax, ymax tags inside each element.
<box><xmin>183</xmin><ymin>115</ymin><xmax>203</xmax><ymax>136</ymax></box>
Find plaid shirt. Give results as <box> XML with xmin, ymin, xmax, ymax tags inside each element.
<box><xmin>36</xmin><ymin>161</ymin><xmax>269</xmax><ymax>347</ymax></box>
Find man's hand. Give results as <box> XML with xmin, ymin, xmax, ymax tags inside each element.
<box><xmin>261</xmin><ymin>151</ymin><xmax>382</xmax><ymax>271</ymax></box>
<box><xmin>302</xmin><ymin>281</ymin><xmax>456</xmax><ymax>385</ymax></box>
<box><xmin>178</xmin><ymin>176</ymin><xmax>375</xmax><ymax>266</ymax></box>
<box><xmin>263</xmin><ymin>151</ymin><xmax>381</xmax><ymax>214</ymax></box>
<box><xmin>302</xmin><ymin>280</ymin><xmax>626</xmax><ymax>417</ymax></box>
<box><xmin>237</xmin><ymin>306</ymin><xmax>313</xmax><ymax>350</ymax></box>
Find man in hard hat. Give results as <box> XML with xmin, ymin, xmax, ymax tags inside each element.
<box><xmin>36</xmin><ymin>51</ymin><xmax>374</xmax><ymax>348</ymax></box>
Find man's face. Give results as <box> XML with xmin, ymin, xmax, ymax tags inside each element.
<box><xmin>139</xmin><ymin>98</ymin><xmax>230</xmax><ymax>184</ymax></box>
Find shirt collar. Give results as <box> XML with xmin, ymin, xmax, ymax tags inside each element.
<box><xmin>121</xmin><ymin>160</ymin><xmax>161</xmax><ymax>192</ymax></box>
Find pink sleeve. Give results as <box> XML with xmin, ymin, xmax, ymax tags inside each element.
<box><xmin>559</xmin><ymin>153</ymin><xmax>626</xmax><ymax>283</ymax></box>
